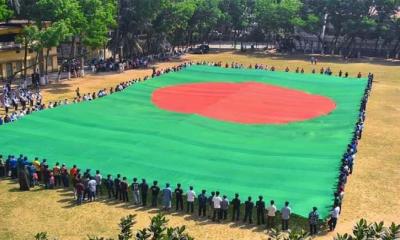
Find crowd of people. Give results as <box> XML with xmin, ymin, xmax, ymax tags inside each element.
<box><xmin>0</xmin><ymin>60</ymin><xmax>373</xmax><ymax>235</ymax></box>
<box><xmin>0</xmin><ymin>84</ymin><xmax>43</xmax><ymax>124</ymax></box>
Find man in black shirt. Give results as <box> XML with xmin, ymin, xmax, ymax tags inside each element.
<box><xmin>198</xmin><ymin>190</ymin><xmax>207</xmax><ymax>217</ymax></box>
<box><xmin>256</xmin><ymin>196</ymin><xmax>266</xmax><ymax>225</ymax></box>
<box><xmin>140</xmin><ymin>179</ymin><xmax>149</xmax><ymax>206</ymax></box>
<box><xmin>231</xmin><ymin>193</ymin><xmax>241</xmax><ymax>222</ymax></box>
<box><xmin>105</xmin><ymin>175</ymin><xmax>114</xmax><ymax>199</ymax></box>
<box><xmin>174</xmin><ymin>183</ymin><xmax>183</xmax><ymax>211</ymax></box>
<box><xmin>120</xmin><ymin>177</ymin><xmax>129</xmax><ymax>202</ymax></box>
<box><xmin>243</xmin><ymin>196</ymin><xmax>254</xmax><ymax>224</ymax></box>
<box><xmin>150</xmin><ymin>181</ymin><xmax>160</xmax><ymax>207</ymax></box>
<box><xmin>207</xmin><ymin>191</ymin><xmax>215</xmax><ymax>218</ymax></box>
<box><xmin>114</xmin><ymin>174</ymin><xmax>121</xmax><ymax>200</ymax></box>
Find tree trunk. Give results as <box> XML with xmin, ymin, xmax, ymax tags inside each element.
<box><xmin>38</xmin><ymin>49</ymin><xmax>45</xmax><ymax>85</ymax></box>
<box><xmin>23</xmin><ymin>37</ymin><xmax>28</xmax><ymax>88</ymax></box>
<box><xmin>44</xmin><ymin>48</ymin><xmax>50</xmax><ymax>84</ymax></box>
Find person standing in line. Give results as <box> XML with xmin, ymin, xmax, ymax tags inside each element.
<box><xmin>87</xmin><ymin>177</ymin><xmax>97</xmax><ymax>202</ymax></box>
<box><xmin>120</xmin><ymin>177</ymin><xmax>129</xmax><ymax>202</ymax></box>
<box><xmin>105</xmin><ymin>174</ymin><xmax>114</xmax><ymax>199</ymax></box>
<box><xmin>174</xmin><ymin>183</ymin><xmax>184</xmax><ymax>211</ymax></box>
<box><xmin>75</xmin><ymin>180</ymin><xmax>85</xmax><ymax>205</ymax></box>
<box><xmin>186</xmin><ymin>186</ymin><xmax>196</xmax><ymax>213</ymax></box>
<box><xmin>281</xmin><ymin>201</ymin><xmax>291</xmax><ymax>231</ymax></box>
<box><xmin>198</xmin><ymin>190</ymin><xmax>207</xmax><ymax>217</ymax></box>
<box><xmin>207</xmin><ymin>191</ymin><xmax>215</xmax><ymax>218</ymax></box>
<box><xmin>266</xmin><ymin>200</ymin><xmax>277</xmax><ymax>228</ymax></box>
<box><xmin>140</xmin><ymin>179</ymin><xmax>149</xmax><ymax>206</ymax></box>
<box><xmin>162</xmin><ymin>183</ymin><xmax>172</xmax><ymax>211</ymax></box>
<box><xmin>231</xmin><ymin>193</ymin><xmax>241</xmax><ymax>222</ymax></box>
<box><xmin>212</xmin><ymin>191</ymin><xmax>222</xmax><ymax>222</ymax></box>
<box><xmin>256</xmin><ymin>196</ymin><xmax>266</xmax><ymax>225</ymax></box>
<box><xmin>131</xmin><ymin>178</ymin><xmax>140</xmax><ymax>205</ymax></box>
<box><xmin>69</xmin><ymin>164</ymin><xmax>78</xmax><ymax>178</ymax></box>
<box><xmin>329</xmin><ymin>204</ymin><xmax>340</xmax><ymax>231</ymax></box>
<box><xmin>150</xmin><ymin>181</ymin><xmax>160</xmax><ymax>207</ymax></box>
<box><xmin>95</xmin><ymin>170</ymin><xmax>102</xmax><ymax>196</ymax></box>
<box><xmin>52</xmin><ymin>162</ymin><xmax>61</xmax><ymax>187</ymax></box>
<box><xmin>243</xmin><ymin>196</ymin><xmax>254</xmax><ymax>224</ymax></box>
<box><xmin>308</xmin><ymin>207</ymin><xmax>320</xmax><ymax>235</ymax></box>
<box><xmin>221</xmin><ymin>195</ymin><xmax>229</xmax><ymax>220</ymax></box>
<box><xmin>60</xmin><ymin>164</ymin><xmax>69</xmax><ymax>187</ymax></box>
<box><xmin>114</xmin><ymin>174</ymin><xmax>121</xmax><ymax>200</ymax></box>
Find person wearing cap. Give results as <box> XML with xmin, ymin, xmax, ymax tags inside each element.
<box><xmin>162</xmin><ymin>183</ymin><xmax>172</xmax><ymax>211</ymax></box>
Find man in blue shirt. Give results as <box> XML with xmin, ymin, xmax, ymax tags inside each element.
<box><xmin>198</xmin><ymin>190</ymin><xmax>207</xmax><ymax>217</ymax></box>
<box><xmin>9</xmin><ymin>156</ymin><xmax>17</xmax><ymax>179</ymax></box>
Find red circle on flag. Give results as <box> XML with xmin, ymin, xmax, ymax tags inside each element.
<box><xmin>152</xmin><ymin>82</ymin><xmax>336</xmax><ymax>124</ymax></box>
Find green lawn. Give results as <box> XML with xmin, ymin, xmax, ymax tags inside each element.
<box><xmin>0</xmin><ymin>65</ymin><xmax>367</xmax><ymax>217</ymax></box>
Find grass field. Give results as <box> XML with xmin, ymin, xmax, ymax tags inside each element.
<box><xmin>0</xmin><ymin>50</ymin><xmax>399</xmax><ymax>240</ymax></box>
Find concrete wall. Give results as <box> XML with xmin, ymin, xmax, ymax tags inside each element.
<box><xmin>0</xmin><ymin>47</ymin><xmax>58</xmax><ymax>80</ymax></box>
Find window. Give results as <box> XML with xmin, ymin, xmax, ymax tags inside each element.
<box><xmin>16</xmin><ymin>61</ymin><xmax>22</xmax><ymax>77</ymax></box>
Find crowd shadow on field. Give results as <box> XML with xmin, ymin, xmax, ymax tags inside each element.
<box><xmin>54</xmin><ymin>189</ymin><xmax>269</xmax><ymax>234</ymax></box>
<box><xmin>4</xmin><ymin>179</ymin><xmax>331</xmax><ymax>237</ymax></box>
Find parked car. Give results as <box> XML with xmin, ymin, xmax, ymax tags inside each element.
<box><xmin>192</xmin><ymin>44</ymin><xmax>210</xmax><ymax>54</ymax></box>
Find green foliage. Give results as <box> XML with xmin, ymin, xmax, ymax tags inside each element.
<box><xmin>268</xmin><ymin>228</ymin><xmax>310</xmax><ymax>240</ymax></box>
<box><xmin>34</xmin><ymin>232</ymin><xmax>49</xmax><ymax>240</ymax></box>
<box><xmin>118</xmin><ymin>214</ymin><xmax>136</xmax><ymax>240</ymax></box>
<box><xmin>334</xmin><ymin>219</ymin><xmax>400</xmax><ymax>240</ymax></box>
<box><xmin>0</xmin><ymin>0</ymin><xmax>13</xmax><ymax>21</ymax></box>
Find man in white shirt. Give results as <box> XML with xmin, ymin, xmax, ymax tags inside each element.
<box><xmin>281</xmin><ymin>201</ymin><xmax>291</xmax><ymax>230</ymax></box>
<box><xmin>329</xmin><ymin>204</ymin><xmax>341</xmax><ymax>231</ymax></box>
<box><xmin>186</xmin><ymin>186</ymin><xmax>196</xmax><ymax>213</ymax></box>
<box><xmin>212</xmin><ymin>191</ymin><xmax>223</xmax><ymax>222</ymax></box>
<box><xmin>266</xmin><ymin>200</ymin><xmax>277</xmax><ymax>228</ymax></box>
<box><xmin>95</xmin><ymin>170</ymin><xmax>102</xmax><ymax>195</ymax></box>
<box><xmin>87</xmin><ymin>177</ymin><xmax>97</xmax><ymax>202</ymax></box>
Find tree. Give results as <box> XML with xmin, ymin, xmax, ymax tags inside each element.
<box><xmin>0</xmin><ymin>0</ymin><xmax>13</xmax><ymax>21</ymax></box>
<box><xmin>15</xmin><ymin>25</ymin><xmax>40</xmax><ymax>85</ymax></box>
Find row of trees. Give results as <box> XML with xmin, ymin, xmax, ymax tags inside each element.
<box><xmin>0</xmin><ymin>0</ymin><xmax>400</xmax><ymax>82</ymax></box>
<box><xmin>110</xmin><ymin>0</ymin><xmax>400</xmax><ymax>58</ymax></box>
<box><xmin>0</xmin><ymin>0</ymin><xmax>116</xmax><ymax>82</ymax></box>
